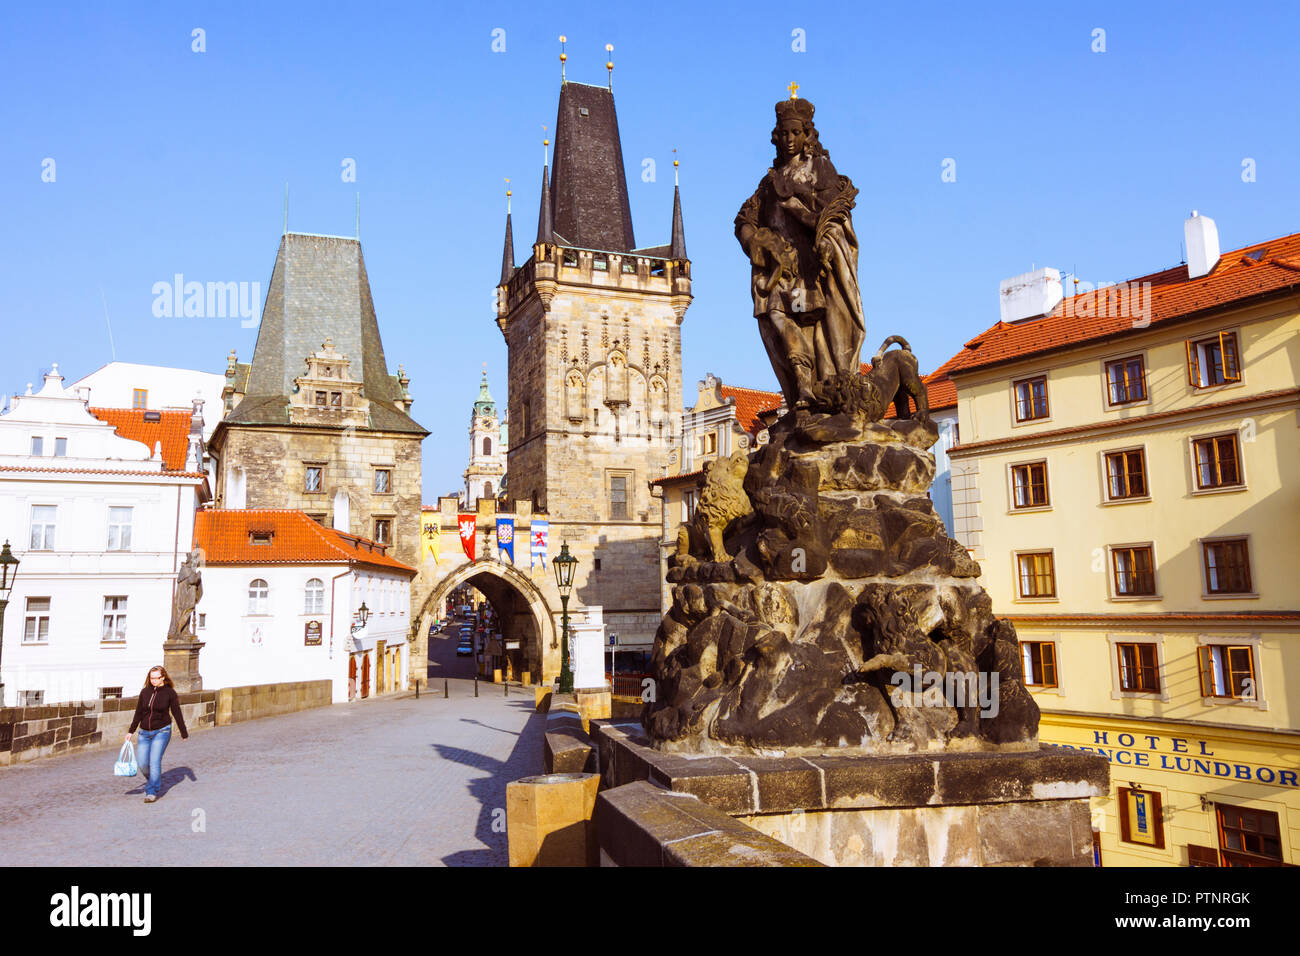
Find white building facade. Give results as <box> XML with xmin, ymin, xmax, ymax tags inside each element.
<box><xmin>0</xmin><ymin>366</ymin><xmax>208</xmax><ymax>706</ymax></box>
<box><xmin>193</xmin><ymin>509</ymin><xmax>416</xmax><ymax>703</ymax></box>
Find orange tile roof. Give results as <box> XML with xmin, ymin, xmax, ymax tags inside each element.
<box><xmin>651</xmin><ymin>468</ymin><xmax>705</xmax><ymax>487</ymax></box>
<box><xmin>948</xmin><ymin>230</ymin><xmax>1300</xmax><ymax>375</ymax></box>
<box><xmin>717</xmin><ymin>384</ymin><xmax>784</xmax><ymax>435</ymax></box>
<box><xmin>0</xmin><ymin>466</ymin><xmax>205</xmax><ymax>479</ymax></box>
<box><xmin>195</xmin><ymin>509</ymin><xmax>416</xmax><ymax>575</ymax></box>
<box><xmin>90</xmin><ymin>408</ymin><xmax>193</xmax><ymax>470</ymax></box>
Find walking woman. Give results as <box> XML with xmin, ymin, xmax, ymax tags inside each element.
<box><xmin>124</xmin><ymin>665</ymin><xmax>188</xmax><ymax>802</ymax></box>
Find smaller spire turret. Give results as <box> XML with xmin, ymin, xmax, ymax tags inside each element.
<box><xmin>537</xmin><ymin>159</ymin><xmax>554</xmax><ymax>245</ymax></box>
<box><xmin>500</xmin><ymin>182</ymin><xmax>515</xmax><ymax>285</ymax></box>
<box><xmin>670</xmin><ymin>158</ymin><xmax>687</xmax><ymax>260</ymax></box>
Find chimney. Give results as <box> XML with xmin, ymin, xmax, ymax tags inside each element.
<box><xmin>1185</xmin><ymin>211</ymin><xmax>1220</xmax><ymax>279</ymax></box>
<box><xmin>999</xmin><ymin>267</ymin><xmax>1063</xmax><ymax>323</ymax></box>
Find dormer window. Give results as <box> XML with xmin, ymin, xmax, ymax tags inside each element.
<box><xmin>143</xmin><ymin>411</ymin><xmax>161</xmax><ymax>422</ymax></box>
<box><xmin>249</xmin><ymin>530</ymin><xmax>274</xmax><ymax>545</ymax></box>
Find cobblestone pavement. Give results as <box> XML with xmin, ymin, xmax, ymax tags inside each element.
<box><xmin>0</xmin><ymin>668</ymin><xmax>544</xmax><ymax>867</ymax></box>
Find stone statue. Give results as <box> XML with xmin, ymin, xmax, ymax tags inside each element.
<box><xmin>735</xmin><ymin>96</ymin><xmax>866</xmax><ymax>412</ymax></box>
<box><xmin>167</xmin><ymin>549</ymin><xmax>204</xmax><ymax>643</ymax></box>
<box><xmin>644</xmin><ymin>97</ymin><xmax>1041</xmax><ymax>757</ymax></box>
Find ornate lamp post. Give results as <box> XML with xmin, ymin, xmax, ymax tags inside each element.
<box><xmin>551</xmin><ymin>542</ymin><xmax>578</xmax><ymax>694</ymax></box>
<box><xmin>351</xmin><ymin>601</ymin><xmax>370</xmax><ymax>636</ymax></box>
<box><xmin>0</xmin><ymin>541</ymin><xmax>19</xmax><ymax>705</ymax></box>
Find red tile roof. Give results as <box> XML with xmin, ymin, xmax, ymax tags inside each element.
<box><xmin>651</xmin><ymin>468</ymin><xmax>705</xmax><ymax>487</ymax></box>
<box><xmin>948</xmin><ymin>230</ymin><xmax>1300</xmax><ymax>375</ymax></box>
<box><xmin>717</xmin><ymin>385</ymin><xmax>784</xmax><ymax>435</ymax></box>
<box><xmin>0</xmin><ymin>466</ymin><xmax>205</xmax><ymax>479</ymax></box>
<box><xmin>195</xmin><ymin>509</ymin><xmax>416</xmax><ymax>575</ymax></box>
<box><xmin>90</xmin><ymin>408</ymin><xmax>193</xmax><ymax>471</ymax></box>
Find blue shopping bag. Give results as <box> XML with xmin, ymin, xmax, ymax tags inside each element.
<box><xmin>114</xmin><ymin>741</ymin><xmax>138</xmax><ymax>777</ymax></box>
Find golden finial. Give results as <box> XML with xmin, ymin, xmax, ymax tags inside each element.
<box><xmin>543</xmin><ymin>125</ymin><xmax>550</xmax><ymax>166</ymax></box>
<box><xmin>787</xmin><ymin>81</ymin><xmax>799</xmax><ymax>100</ymax></box>
<box><xmin>559</xmin><ymin>35</ymin><xmax>567</xmax><ymax>83</ymax></box>
<box><xmin>505</xmin><ymin>177</ymin><xmax>512</xmax><ymax>213</ymax></box>
<box><xmin>673</xmin><ymin>148</ymin><xmax>679</xmax><ymax>186</ymax></box>
<box><xmin>606</xmin><ymin>43</ymin><xmax>614</xmax><ymax>90</ymax></box>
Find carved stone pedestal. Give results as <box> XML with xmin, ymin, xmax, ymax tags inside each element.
<box><xmin>162</xmin><ymin>639</ymin><xmax>205</xmax><ymax>694</ymax></box>
<box><xmin>594</xmin><ymin>720</ymin><xmax>1109</xmax><ymax>866</ymax></box>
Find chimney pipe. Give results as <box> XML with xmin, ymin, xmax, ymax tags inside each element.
<box><xmin>1185</xmin><ymin>211</ymin><xmax>1220</xmax><ymax>279</ymax></box>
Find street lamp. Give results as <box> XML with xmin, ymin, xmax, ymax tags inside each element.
<box><xmin>0</xmin><ymin>541</ymin><xmax>19</xmax><ymax>705</ymax></box>
<box><xmin>351</xmin><ymin>601</ymin><xmax>370</xmax><ymax>635</ymax></box>
<box><xmin>552</xmin><ymin>542</ymin><xmax>578</xmax><ymax>694</ymax></box>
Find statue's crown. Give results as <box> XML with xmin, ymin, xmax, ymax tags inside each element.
<box><xmin>775</xmin><ymin>98</ymin><xmax>815</xmax><ymax>124</ymax></box>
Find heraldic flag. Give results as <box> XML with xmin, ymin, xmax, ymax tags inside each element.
<box><xmin>497</xmin><ymin>517</ymin><xmax>515</xmax><ymax>564</ymax></box>
<box><xmin>530</xmin><ymin>519</ymin><xmax>548</xmax><ymax>569</ymax></box>
<box><xmin>458</xmin><ymin>514</ymin><xmax>476</xmax><ymax>562</ymax></box>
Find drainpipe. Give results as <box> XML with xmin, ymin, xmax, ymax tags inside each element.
<box><xmin>328</xmin><ymin>567</ymin><xmax>352</xmax><ymax>662</ymax></box>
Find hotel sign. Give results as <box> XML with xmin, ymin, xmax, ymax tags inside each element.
<box><xmin>304</xmin><ymin>621</ymin><xmax>323</xmax><ymax>646</ymax></box>
<box><xmin>1049</xmin><ymin>727</ymin><xmax>1298</xmax><ymax>789</ymax></box>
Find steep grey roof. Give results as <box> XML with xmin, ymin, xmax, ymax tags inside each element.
<box><xmin>226</xmin><ymin>233</ymin><xmax>426</xmax><ymax>435</ymax></box>
<box><xmin>550</xmin><ymin>82</ymin><xmax>635</xmax><ymax>252</ymax></box>
<box><xmin>536</xmin><ymin>164</ymin><xmax>553</xmax><ymax>244</ymax></box>
<box><xmin>670</xmin><ymin>184</ymin><xmax>687</xmax><ymax>260</ymax></box>
<box><xmin>500</xmin><ymin>212</ymin><xmax>515</xmax><ymax>285</ymax></box>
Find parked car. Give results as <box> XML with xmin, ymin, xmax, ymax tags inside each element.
<box><xmin>456</xmin><ymin>640</ymin><xmax>473</xmax><ymax>656</ymax></box>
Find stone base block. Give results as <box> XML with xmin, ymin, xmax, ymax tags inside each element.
<box><xmin>592</xmin><ymin>720</ymin><xmax>1108</xmax><ymax>867</ymax></box>
<box><xmin>535</xmin><ymin>686</ymin><xmax>552</xmax><ymax>712</ymax></box>
<box><xmin>575</xmin><ymin>689</ymin><xmax>611</xmax><ymax>731</ymax></box>
<box><xmin>507</xmin><ymin>772</ymin><xmax>600</xmax><ymax>867</ymax></box>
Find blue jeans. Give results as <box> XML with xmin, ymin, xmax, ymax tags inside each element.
<box><xmin>136</xmin><ymin>725</ymin><xmax>171</xmax><ymax>796</ymax></box>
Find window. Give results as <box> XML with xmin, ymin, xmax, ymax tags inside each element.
<box><xmin>1202</xmin><ymin>538</ymin><xmax>1252</xmax><ymax>594</ymax></box>
<box><xmin>374</xmin><ymin>469</ymin><xmax>392</xmax><ymax>494</ymax></box>
<box><xmin>23</xmin><ymin>597</ymin><xmax>51</xmax><ymax>643</ymax></box>
<box><xmin>29</xmin><ymin>505</ymin><xmax>56</xmax><ymax>550</ymax></box>
<box><xmin>1192</xmin><ymin>434</ymin><xmax>1242</xmax><ymax>490</ymax></box>
<box><xmin>19</xmin><ymin>690</ymin><xmax>44</xmax><ymax>706</ymax></box>
<box><xmin>1020</xmin><ymin>641</ymin><xmax>1058</xmax><ymax>687</ymax></box>
<box><xmin>483</xmin><ymin>437</ymin><xmax>492</xmax><ymax>456</ymax></box>
<box><xmin>1012</xmin><ymin>376</ymin><xmax>1049</xmax><ymax>422</ymax></box>
<box><xmin>308</xmin><ymin>513</ymin><xmax>328</xmax><ymax>525</ymax></box>
<box><xmin>100</xmin><ymin>686</ymin><xmax>124</xmax><ymax>700</ymax></box>
<box><xmin>610</xmin><ymin>476</ymin><xmax>628</xmax><ymax>519</ymax></box>
<box><xmin>315</xmin><ymin>391</ymin><xmax>327</xmax><ymax>406</ymax></box>
<box><xmin>1187</xmin><ymin>331</ymin><xmax>1241</xmax><ymax>388</ymax></box>
<box><xmin>482</xmin><ymin>482</ymin><xmax>493</xmax><ymax>500</ymax></box>
<box><xmin>701</xmin><ymin>432</ymin><xmax>717</xmax><ymax>456</ymax></box>
<box><xmin>132</xmin><ymin>389</ymin><xmax>148</xmax><ymax>409</ymax></box>
<box><xmin>30</xmin><ymin>436</ymin><xmax>43</xmax><ymax>456</ymax></box>
<box><xmin>304</xmin><ymin>578</ymin><xmax>325</xmax><ymax>615</ymax></box>
<box><xmin>107</xmin><ymin>507</ymin><xmax>133</xmax><ymax>551</ymax></box>
<box><xmin>250</xmin><ymin>530</ymin><xmax>273</xmax><ymax>545</ymax></box>
<box><xmin>304</xmin><ymin>465</ymin><xmax>323</xmax><ymax>493</ymax></box>
<box><xmin>1118</xmin><ymin>787</ymin><xmax>1165</xmax><ymax>849</ymax></box>
<box><xmin>593</xmin><ymin>254</ymin><xmax>608</xmax><ymax>272</ymax></box>
<box><xmin>1198</xmin><ymin>644</ymin><xmax>1256</xmax><ymax>699</ymax></box>
<box><xmin>1216</xmin><ymin>804</ymin><xmax>1282</xmax><ymax>865</ymax></box>
<box><xmin>1011</xmin><ymin>462</ymin><xmax>1049</xmax><ymax>508</ymax></box>
<box><xmin>1117</xmin><ymin>643</ymin><xmax>1160</xmax><ymax>692</ymax></box>
<box><xmin>248</xmin><ymin>579</ymin><xmax>269</xmax><ymax>615</ymax></box>
<box><xmin>196</xmin><ymin>613</ymin><xmax>206</xmax><ymax>630</ymax></box>
<box><xmin>1105</xmin><ymin>356</ymin><xmax>1147</xmax><ymax>405</ymax></box>
<box><xmin>1111</xmin><ymin>546</ymin><xmax>1155</xmax><ymax>596</ymax></box>
<box><xmin>330</xmin><ymin>391</ymin><xmax>342</xmax><ymax>407</ymax></box>
<box><xmin>54</xmin><ymin>437</ymin><xmax>67</xmax><ymax>457</ymax></box>
<box><xmin>101</xmin><ymin>596</ymin><xmax>128</xmax><ymax>643</ymax></box>
<box><xmin>683</xmin><ymin>489</ymin><xmax>699</xmax><ymax>521</ymax></box>
<box><xmin>373</xmin><ymin>519</ymin><xmax>392</xmax><ymax>545</ymax></box>
<box><xmin>1104</xmin><ymin>449</ymin><xmax>1148</xmax><ymax>500</ymax></box>
<box><xmin>1016</xmin><ymin>552</ymin><xmax>1056</xmax><ymax>598</ymax></box>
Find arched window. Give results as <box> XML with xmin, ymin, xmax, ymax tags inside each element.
<box><xmin>304</xmin><ymin>578</ymin><xmax>325</xmax><ymax>615</ymax></box>
<box><xmin>248</xmin><ymin>579</ymin><xmax>269</xmax><ymax>615</ymax></box>
<box><xmin>483</xmin><ymin>437</ymin><xmax>492</xmax><ymax>456</ymax></box>
<box><xmin>483</xmin><ymin>481</ymin><xmax>493</xmax><ymax>500</ymax></box>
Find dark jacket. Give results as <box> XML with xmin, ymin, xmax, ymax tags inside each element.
<box><xmin>129</xmin><ymin>685</ymin><xmax>189</xmax><ymax>738</ymax></box>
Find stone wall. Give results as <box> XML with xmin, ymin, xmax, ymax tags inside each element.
<box><xmin>0</xmin><ymin>692</ymin><xmax>217</xmax><ymax>767</ymax></box>
<box><xmin>214</xmin><ymin>679</ymin><xmax>333</xmax><ymax>725</ymax></box>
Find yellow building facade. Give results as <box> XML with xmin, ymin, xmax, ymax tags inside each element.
<box><xmin>947</xmin><ymin>223</ymin><xmax>1300</xmax><ymax>866</ymax></box>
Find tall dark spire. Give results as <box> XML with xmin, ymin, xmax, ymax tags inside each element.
<box><xmin>500</xmin><ymin>210</ymin><xmax>515</xmax><ymax>285</ymax></box>
<box><xmin>670</xmin><ymin>184</ymin><xmax>687</xmax><ymax>260</ymax></box>
<box><xmin>536</xmin><ymin>163</ymin><xmax>553</xmax><ymax>244</ymax></box>
<box><xmin>549</xmin><ymin>82</ymin><xmax>635</xmax><ymax>251</ymax></box>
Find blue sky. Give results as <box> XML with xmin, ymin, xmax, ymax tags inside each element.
<box><xmin>3</xmin><ymin>1</ymin><xmax>1298</xmax><ymax>497</ymax></box>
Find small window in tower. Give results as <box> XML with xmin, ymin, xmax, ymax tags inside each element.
<box><xmin>315</xmin><ymin>391</ymin><xmax>327</xmax><ymax>406</ymax></box>
<box><xmin>593</xmin><ymin>255</ymin><xmax>608</xmax><ymax>272</ymax></box>
<box><xmin>483</xmin><ymin>437</ymin><xmax>492</xmax><ymax>456</ymax></box>
<box><xmin>330</xmin><ymin>392</ymin><xmax>342</xmax><ymax>407</ymax></box>
<box><xmin>622</xmin><ymin>259</ymin><xmax>636</xmax><ymax>274</ymax></box>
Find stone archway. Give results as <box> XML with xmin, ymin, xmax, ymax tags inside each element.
<box><xmin>415</xmin><ymin>561</ymin><xmax>560</xmax><ymax>684</ymax></box>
